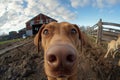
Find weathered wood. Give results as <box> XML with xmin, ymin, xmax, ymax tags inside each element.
<box><xmin>91</xmin><ymin>24</ymin><xmax>98</xmax><ymax>29</ymax></box>
<box><xmin>102</xmin><ymin>22</ymin><xmax>120</xmax><ymax>27</ymax></box>
<box><xmin>91</xmin><ymin>19</ymin><xmax>120</xmax><ymax>44</ymax></box>
<box><xmin>103</xmin><ymin>27</ymin><xmax>120</xmax><ymax>33</ymax></box>
<box><xmin>101</xmin><ymin>37</ymin><xmax>114</xmax><ymax>42</ymax></box>
<box><xmin>102</xmin><ymin>31</ymin><xmax>119</xmax><ymax>37</ymax></box>
<box><xmin>96</xmin><ymin>19</ymin><xmax>103</xmax><ymax>44</ymax></box>
<box><xmin>102</xmin><ymin>35</ymin><xmax>117</xmax><ymax>41</ymax></box>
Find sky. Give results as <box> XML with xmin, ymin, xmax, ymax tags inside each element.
<box><xmin>0</xmin><ymin>0</ymin><xmax>120</xmax><ymax>35</ymax></box>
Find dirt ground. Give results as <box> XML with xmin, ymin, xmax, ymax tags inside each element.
<box><xmin>0</xmin><ymin>37</ymin><xmax>120</xmax><ymax>80</ymax></box>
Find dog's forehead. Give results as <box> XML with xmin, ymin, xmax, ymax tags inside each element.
<box><xmin>45</xmin><ymin>22</ymin><xmax>58</xmax><ymax>28</ymax></box>
<box><xmin>46</xmin><ymin>22</ymin><xmax>74</xmax><ymax>28</ymax></box>
<box><xmin>60</xmin><ymin>22</ymin><xmax>73</xmax><ymax>27</ymax></box>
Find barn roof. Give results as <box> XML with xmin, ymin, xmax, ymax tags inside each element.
<box><xmin>26</xmin><ymin>13</ymin><xmax>57</xmax><ymax>24</ymax></box>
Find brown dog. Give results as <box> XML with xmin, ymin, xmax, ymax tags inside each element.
<box><xmin>34</xmin><ymin>22</ymin><xmax>84</xmax><ymax>80</ymax></box>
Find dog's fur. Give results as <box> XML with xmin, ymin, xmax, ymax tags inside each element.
<box><xmin>104</xmin><ymin>34</ymin><xmax>120</xmax><ymax>58</ymax></box>
<box><xmin>104</xmin><ymin>40</ymin><xmax>117</xmax><ymax>58</ymax></box>
<box><xmin>116</xmin><ymin>35</ymin><xmax>120</xmax><ymax>49</ymax></box>
<box><xmin>34</xmin><ymin>22</ymin><xmax>85</xmax><ymax>80</ymax></box>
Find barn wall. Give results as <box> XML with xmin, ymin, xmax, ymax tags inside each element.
<box><xmin>26</xmin><ymin>13</ymin><xmax>57</xmax><ymax>36</ymax></box>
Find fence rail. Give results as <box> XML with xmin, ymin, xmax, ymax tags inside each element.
<box><xmin>90</xmin><ymin>19</ymin><xmax>120</xmax><ymax>44</ymax></box>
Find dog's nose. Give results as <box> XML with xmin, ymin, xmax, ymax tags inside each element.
<box><xmin>46</xmin><ymin>45</ymin><xmax>77</xmax><ymax>69</ymax></box>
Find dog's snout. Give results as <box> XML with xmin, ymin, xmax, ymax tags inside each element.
<box><xmin>48</xmin><ymin>54</ymin><xmax>57</xmax><ymax>63</ymax></box>
<box><xmin>46</xmin><ymin>45</ymin><xmax>77</xmax><ymax>69</ymax></box>
<box><xmin>47</xmin><ymin>52</ymin><xmax>75</xmax><ymax>65</ymax></box>
<box><xmin>66</xmin><ymin>54</ymin><xmax>75</xmax><ymax>63</ymax></box>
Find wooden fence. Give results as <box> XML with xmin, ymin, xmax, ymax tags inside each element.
<box><xmin>90</xmin><ymin>19</ymin><xmax>120</xmax><ymax>44</ymax></box>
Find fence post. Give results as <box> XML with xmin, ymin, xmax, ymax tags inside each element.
<box><xmin>96</xmin><ymin>19</ymin><xmax>103</xmax><ymax>44</ymax></box>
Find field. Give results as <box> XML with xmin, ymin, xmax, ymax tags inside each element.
<box><xmin>0</xmin><ymin>39</ymin><xmax>21</xmax><ymax>45</ymax></box>
<box><xmin>0</xmin><ymin>36</ymin><xmax>120</xmax><ymax>80</ymax></box>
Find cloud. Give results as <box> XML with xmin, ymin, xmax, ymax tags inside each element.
<box><xmin>95</xmin><ymin>0</ymin><xmax>120</xmax><ymax>8</ymax></box>
<box><xmin>106</xmin><ymin>0</ymin><xmax>120</xmax><ymax>5</ymax></box>
<box><xmin>70</xmin><ymin>0</ymin><xmax>120</xmax><ymax>8</ymax></box>
<box><xmin>70</xmin><ymin>0</ymin><xmax>90</xmax><ymax>8</ymax></box>
<box><xmin>0</xmin><ymin>0</ymin><xmax>76</xmax><ymax>35</ymax></box>
<box><xmin>94</xmin><ymin>0</ymin><xmax>104</xmax><ymax>8</ymax></box>
<box><xmin>23</xmin><ymin>0</ymin><xmax>77</xmax><ymax>20</ymax></box>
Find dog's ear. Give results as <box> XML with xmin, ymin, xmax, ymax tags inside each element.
<box><xmin>34</xmin><ymin>24</ymin><xmax>45</xmax><ymax>52</ymax></box>
<box><xmin>73</xmin><ymin>24</ymin><xmax>85</xmax><ymax>51</ymax></box>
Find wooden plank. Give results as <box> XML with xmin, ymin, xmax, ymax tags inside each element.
<box><xmin>96</xmin><ymin>19</ymin><xmax>102</xmax><ymax>44</ymax></box>
<box><xmin>101</xmin><ymin>37</ymin><xmax>116</xmax><ymax>41</ymax></box>
<box><xmin>91</xmin><ymin>19</ymin><xmax>120</xmax><ymax>43</ymax></box>
<box><xmin>103</xmin><ymin>27</ymin><xmax>120</xmax><ymax>32</ymax></box>
<box><xmin>101</xmin><ymin>38</ymin><xmax>113</xmax><ymax>42</ymax></box>
<box><xmin>103</xmin><ymin>34</ymin><xmax>118</xmax><ymax>37</ymax></box>
<box><xmin>101</xmin><ymin>34</ymin><xmax>118</xmax><ymax>41</ymax></box>
<box><xmin>102</xmin><ymin>22</ymin><xmax>120</xmax><ymax>27</ymax></box>
<box><xmin>102</xmin><ymin>35</ymin><xmax>117</xmax><ymax>39</ymax></box>
<box><xmin>102</xmin><ymin>31</ymin><xmax>119</xmax><ymax>37</ymax></box>
<box><xmin>91</xmin><ymin>24</ymin><xmax>98</xmax><ymax>29</ymax></box>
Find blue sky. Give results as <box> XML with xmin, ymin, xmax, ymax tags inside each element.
<box><xmin>0</xmin><ymin>0</ymin><xmax>120</xmax><ymax>35</ymax></box>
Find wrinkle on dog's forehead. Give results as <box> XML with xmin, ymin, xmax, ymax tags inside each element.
<box><xmin>47</xmin><ymin>22</ymin><xmax>59</xmax><ymax>27</ymax></box>
<box><xmin>46</xmin><ymin>22</ymin><xmax>60</xmax><ymax>28</ymax></box>
<box><xmin>60</xmin><ymin>22</ymin><xmax>72</xmax><ymax>27</ymax></box>
<box><xmin>59</xmin><ymin>22</ymin><xmax>76</xmax><ymax>33</ymax></box>
<box><xmin>47</xmin><ymin>22</ymin><xmax>73</xmax><ymax>28</ymax></box>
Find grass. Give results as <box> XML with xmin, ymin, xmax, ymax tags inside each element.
<box><xmin>0</xmin><ymin>39</ymin><xmax>22</xmax><ymax>45</ymax></box>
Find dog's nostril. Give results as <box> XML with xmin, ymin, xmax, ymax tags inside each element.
<box><xmin>66</xmin><ymin>54</ymin><xmax>75</xmax><ymax>62</ymax></box>
<box><xmin>48</xmin><ymin>55</ymin><xmax>57</xmax><ymax>63</ymax></box>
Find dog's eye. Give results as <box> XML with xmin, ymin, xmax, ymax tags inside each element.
<box><xmin>71</xmin><ymin>28</ymin><xmax>77</xmax><ymax>34</ymax></box>
<box><xmin>43</xmin><ymin>29</ymin><xmax>49</xmax><ymax>35</ymax></box>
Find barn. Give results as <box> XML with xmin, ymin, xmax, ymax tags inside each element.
<box><xmin>26</xmin><ymin>13</ymin><xmax>57</xmax><ymax>36</ymax></box>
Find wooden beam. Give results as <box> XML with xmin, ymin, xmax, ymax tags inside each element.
<box><xmin>102</xmin><ymin>34</ymin><xmax>117</xmax><ymax>39</ymax></box>
<box><xmin>103</xmin><ymin>27</ymin><xmax>120</xmax><ymax>32</ymax></box>
<box><xmin>91</xmin><ymin>24</ymin><xmax>98</xmax><ymax>29</ymax></box>
<box><xmin>102</xmin><ymin>22</ymin><xmax>120</xmax><ymax>27</ymax></box>
<box><xmin>91</xmin><ymin>19</ymin><xmax>120</xmax><ymax>43</ymax></box>
<box><xmin>96</xmin><ymin>19</ymin><xmax>103</xmax><ymax>44</ymax></box>
<box><xmin>102</xmin><ymin>30</ymin><xmax>119</xmax><ymax>36</ymax></box>
<box><xmin>101</xmin><ymin>37</ymin><xmax>113</xmax><ymax>42</ymax></box>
